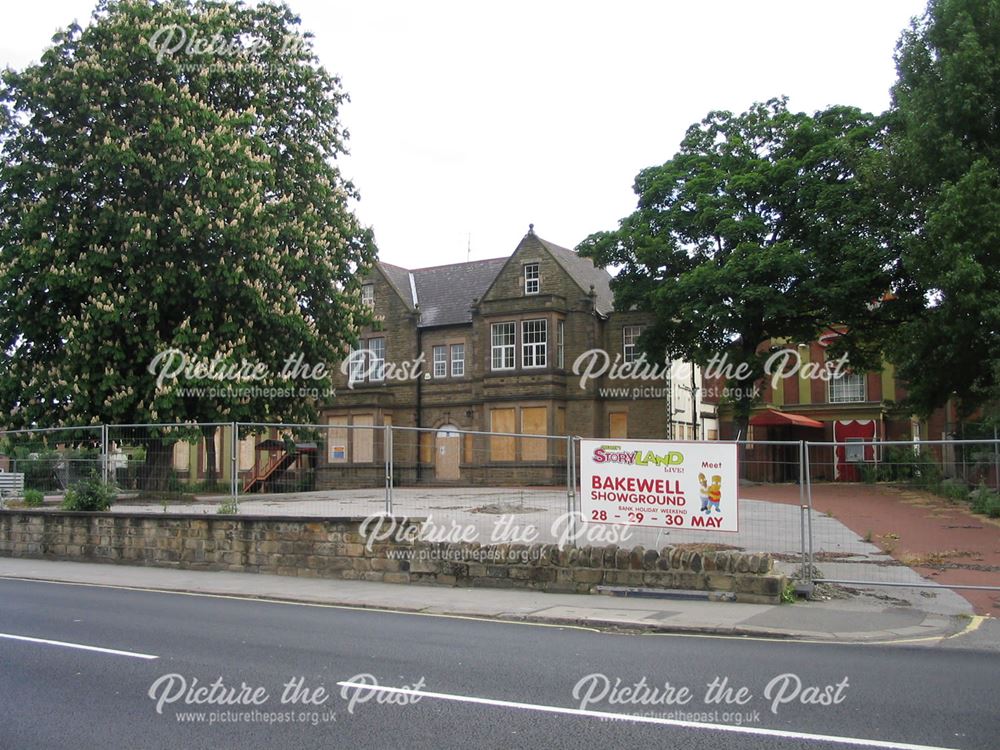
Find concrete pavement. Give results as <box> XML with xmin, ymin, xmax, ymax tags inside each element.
<box><xmin>0</xmin><ymin>557</ymin><xmax>984</xmax><ymax>644</ymax></box>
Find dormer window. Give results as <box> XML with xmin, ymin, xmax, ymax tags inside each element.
<box><xmin>524</xmin><ymin>263</ymin><xmax>539</xmax><ymax>295</ymax></box>
<box><xmin>361</xmin><ymin>284</ymin><xmax>374</xmax><ymax>308</ymax></box>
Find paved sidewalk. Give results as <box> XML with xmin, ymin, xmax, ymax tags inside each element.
<box><xmin>0</xmin><ymin>557</ymin><xmax>981</xmax><ymax>644</ymax></box>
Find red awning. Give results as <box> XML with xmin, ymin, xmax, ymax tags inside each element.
<box><xmin>750</xmin><ymin>409</ymin><xmax>824</xmax><ymax>429</ymax></box>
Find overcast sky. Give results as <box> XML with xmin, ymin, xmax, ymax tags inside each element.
<box><xmin>2</xmin><ymin>0</ymin><xmax>928</xmax><ymax>268</ymax></box>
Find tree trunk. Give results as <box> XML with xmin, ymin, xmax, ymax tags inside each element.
<box><xmin>203</xmin><ymin>426</ymin><xmax>218</xmax><ymax>489</ymax></box>
<box><xmin>138</xmin><ymin>438</ymin><xmax>174</xmax><ymax>492</ymax></box>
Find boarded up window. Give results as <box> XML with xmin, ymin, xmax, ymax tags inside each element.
<box><xmin>327</xmin><ymin>417</ymin><xmax>348</xmax><ymax>463</ymax></box>
<box><xmin>464</xmin><ymin>433</ymin><xmax>474</xmax><ymax>464</ymax></box>
<box><xmin>172</xmin><ymin>441</ymin><xmax>190</xmax><ymax>472</ymax></box>
<box><xmin>521</xmin><ymin>406</ymin><xmax>548</xmax><ymax>461</ymax></box>
<box><xmin>490</xmin><ymin>408</ymin><xmax>516</xmax><ymax>461</ymax></box>
<box><xmin>419</xmin><ymin>432</ymin><xmax>434</xmax><ymax>464</ymax></box>
<box><xmin>238</xmin><ymin>437</ymin><xmax>255</xmax><ymax>471</ymax></box>
<box><xmin>353</xmin><ymin>415</ymin><xmax>374</xmax><ymax>463</ymax></box>
<box><xmin>609</xmin><ymin>412</ymin><xmax>628</xmax><ymax>439</ymax></box>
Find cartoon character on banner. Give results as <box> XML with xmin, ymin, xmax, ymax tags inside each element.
<box><xmin>708</xmin><ymin>475</ymin><xmax>722</xmax><ymax>514</ymax></box>
<box><xmin>698</xmin><ymin>473</ymin><xmax>710</xmax><ymax>513</ymax></box>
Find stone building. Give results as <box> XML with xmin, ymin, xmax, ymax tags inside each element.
<box><xmin>319</xmin><ymin>227</ymin><xmax>716</xmax><ymax>487</ymax></box>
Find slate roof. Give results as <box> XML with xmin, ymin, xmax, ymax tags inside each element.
<box><xmin>410</xmin><ymin>258</ymin><xmax>508</xmax><ymax>327</ymax></box>
<box><xmin>373</xmin><ymin>233</ymin><xmax>615</xmax><ymax>327</ymax></box>
<box><xmin>375</xmin><ymin>257</ymin><xmax>508</xmax><ymax>327</ymax></box>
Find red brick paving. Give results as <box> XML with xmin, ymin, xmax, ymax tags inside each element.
<box><xmin>740</xmin><ymin>482</ymin><xmax>1000</xmax><ymax>615</ymax></box>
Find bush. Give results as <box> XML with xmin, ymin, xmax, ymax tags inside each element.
<box><xmin>22</xmin><ymin>489</ymin><xmax>44</xmax><ymax>507</ymax></box>
<box><xmin>969</xmin><ymin>484</ymin><xmax>1000</xmax><ymax>517</ymax></box>
<box><xmin>938</xmin><ymin>480</ymin><xmax>970</xmax><ymax>504</ymax></box>
<box><xmin>880</xmin><ymin>446</ymin><xmax>942</xmax><ymax>488</ymax></box>
<box><xmin>61</xmin><ymin>473</ymin><xmax>116</xmax><ymax>511</ymax></box>
<box><xmin>860</xmin><ymin>463</ymin><xmax>879</xmax><ymax>484</ymax></box>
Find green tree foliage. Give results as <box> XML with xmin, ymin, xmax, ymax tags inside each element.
<box><xmin>578</xmin><ymin>99</ymin><xmax>893</xmax><ymax>434</ymax></box>
<box><xmin>0</xmin><ymin>0</ymin><xmax>376</xmax><ymax>434</ymax></box>
<box><xmin>887</xmin><ymin>0</ymin><xmax>1000</xmax><ymax>419</ymax></box>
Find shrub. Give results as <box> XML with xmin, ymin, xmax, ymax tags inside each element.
<box><xmin>61</xmin><ymin>473</ymin><xmax>116</xmax><ymax>511</ymax></box>
<box><xmin>860</xmin><ymin>464</ymin><xmax>879</xmax><ymax>484</ymax></box>
<box><xmin>969</xmin><ymin>484</ymin><xmax>1000</xmax><ymax>517</ymax></box>
<box><xmin>22</xmin><ymin>489</ymin><xmax>44</xmax><ymax>507</ymax></box>
<box><xmin>881</xmin><ymin>446</ymin><xmax>942</xmax><ymax>487</ymax></box>
<box><xmin>938</xmin><ymin>480</ymin><xmax>970</xmax><ymax>504</ymax></box>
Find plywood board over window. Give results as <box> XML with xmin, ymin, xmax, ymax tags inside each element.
<box><xmin>419</xmin><ymin>433</ymin><xmax>434</xmax><ymax>464</ymax></box>
<box><xmin>353</xmin><ymin>415</ymin><xmax>374</xmax><ymax>463</ymax></box>
<box><xmin>238</xmin><ymin>437</ymin><xmax>255</xmax><ymax>471</ymax></box>
<box><xmin>327</xmin><ymin>417</ymin><xmax>348</xmax><ymax>463</ymax></box>
<box><xmin>490</xmin><ymin>408</ymin><xmax>516</xmax><ymax>461</ymax></box>
<box><xmin>609</xmin><ymin>412</ymin><xmax>628</xmax><ymax>439</ymax></box>
<box><xmin>521</xmin><ymin>406</ymin><xmax>548</xmax><ymax>461</ymax></box>
<box><xmin>172</xmin><ymin>441</ymin><xmax>190</xmax><ymax>472</ymax></box>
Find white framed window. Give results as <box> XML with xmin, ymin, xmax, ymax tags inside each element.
<box><xmin>368</xmin><ymin>337</ymin><xmax>385</xmax><ymax>381</ymax></box>
<box><xmin>433</xmin><ymin>345</ymin><xmax>447</xmax><ymax>378</ymax></box>
<box><xmin>829</xmin><ymin>371</ymin><xmax>866</xmax><ymax>403</ymax></box>
<box><xmin>361</xmin><ymin>283</ymin><xmax>374</xmax><ymax>308</ymax></box>
<box><xmin>623</xmin><ymin>325</ymin><xmax>642</xmax><ymax>363</ymax></box>
<box><xmin>451</xmin><ymin>343</ymin><xmax>465</xmax><ymax>377</ymax></box>
<box><xmin>349</xmin><ymin>343</ymin><xmax>365</xmax><ymax>385</ymax></box>
<box><xmin>524</xmin><ymin>263</ymin><xmax>540</xmax><ymax>295</ymax></box>
<box><xmin>557</xmin><ymin>320</ymin><xmax>565</xmax><ymax>369</ymax></box>
<box><xmin>522</xmin><ymin>319</ymin><xmax>547</xmax><ymax>368</ymax></box>
<box><xmin>491</xmin><ymin>322</ymin><xmax>516</xmax><ymax>370</ymax></box>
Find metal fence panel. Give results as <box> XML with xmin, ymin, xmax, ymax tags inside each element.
<box><xmin>804</xmin><ymin>439</ymin><xmax>1000</xmax><ymax>598</ymax></box>
<box><xmin>385</xmin><ymin>425</ymin><xmax>573</xmax><ymax>549</ymax></box>
<box><xmin>0</xmin><ymin>426</ymin><xmax>104</xmax><ymax>497</ymax></box>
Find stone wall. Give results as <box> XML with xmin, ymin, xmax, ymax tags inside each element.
<box><xmin>0</xmin><ymin>511</ymin><xmax>785</xmax><ymax>603</ymax></box>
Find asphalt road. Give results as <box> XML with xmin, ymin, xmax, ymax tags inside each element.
<box><xmin>0</xmin><ymin>578</ymin><xmax>995</xmax><ymax>750</ymax></box>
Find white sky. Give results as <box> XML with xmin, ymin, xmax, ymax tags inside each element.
<box><xmin>1</xmin><ymin>0</ymin><xmax>928</xmax><ymax>268</ymax></box>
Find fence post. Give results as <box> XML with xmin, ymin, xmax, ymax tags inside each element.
<box><xmin>565</xmin><ymin>434</ymin><xmax>573</xmax><ymax>527</ymax></box>
<box><xmin>795</xmin><ymin>440</ymin><xmax>813</xmax><ymax>597</ymax></box>
<box><xmin>384</xmin><ymin>425</ymin><xmax>393</xmax><ymax>516</ymax></box>
<box><xmin>566</xmin><ymin>435</ymin><xmax>577</xmax><ymax>547</ymax></box>
<box><xmin>994</xmin><ymin>426</ymin><xmax>999</xmax><ymax>493</ymax></box>
<box><xmin>804</xmin><ymin>440</ymin><xmax>815</xmax><ymax>588</ymax></box>
<box><xmin>230</xmin><ymin>422</ymin><xmax>238</xmax><ymax>499</ymax></box>
<box><xmin>101</xmin><ymin>424</ymin><xmax>109</xmax><ymax>486</ymax></box>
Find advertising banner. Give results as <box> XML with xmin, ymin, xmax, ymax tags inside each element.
<box><xmin>580</xmin><ymin>439</ymin><xmax>738</xmax><ymax>532</ymax></box>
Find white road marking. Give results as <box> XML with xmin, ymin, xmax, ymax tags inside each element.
<box><xmin>0</xmin><ymin>632</ymin><xmax>159</xmax><ymax>660</ymax></box>
<box><xmin>336</xmin><ymin>680</ymin><xmax>959</xmax><ymax>750</ymax></box>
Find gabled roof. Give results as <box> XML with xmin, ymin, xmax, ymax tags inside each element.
<box><xmin>536</xmin><ymin>237</ymin><xmax>614</xmax><ymax>315</ymax></box>
<box><xmin>376</xmin><ymin>262</ymin><xmax>416</xmax><ymax>311</ymax></box>
<box><xmin>370</xmin><ymin>230</ymin><xmax>616</xmax><ymax>327</ymax></box>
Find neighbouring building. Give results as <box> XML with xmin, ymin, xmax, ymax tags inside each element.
<box><xmin>713</xmin><ymin>331</ymin><xmax>960</xmax><ymax>482</ymax></box>
<box><xmin>318</xmin><ymin>226</ymin><xmax>717</xmax><ymax>488</ymax></box>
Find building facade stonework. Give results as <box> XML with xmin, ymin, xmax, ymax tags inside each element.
<box><xmin>320</xmin><ymin>228</ymin><xmax>713</xmax><ymax>487</ymax></box>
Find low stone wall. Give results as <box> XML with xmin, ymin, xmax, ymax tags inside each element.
<box><xmin>0</xmin><ymin>511</ymin><xmax>785</xmax><ymax>603</ymax></box>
